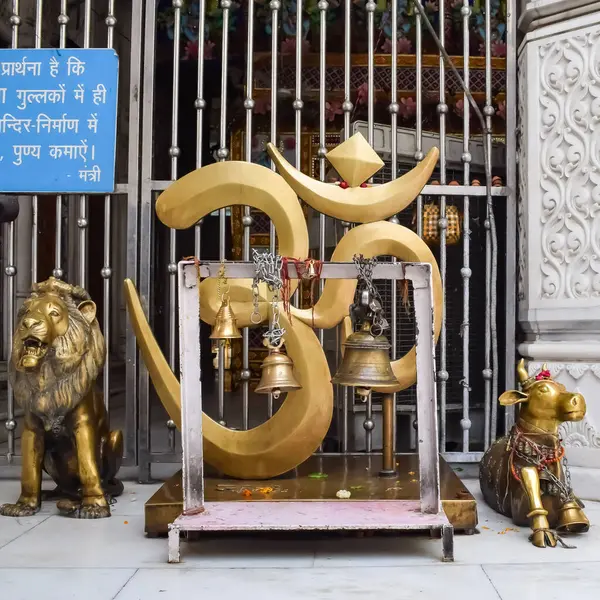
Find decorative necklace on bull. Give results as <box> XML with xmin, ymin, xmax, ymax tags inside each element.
<box><xmin>506</xmin><ymin>367</ymin><xmax>577</xmax><ymax>507</ymax></box>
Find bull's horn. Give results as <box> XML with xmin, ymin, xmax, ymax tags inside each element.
<box><xmin>516</xmin><ymin>358</ymin><xmax>529</xmax><ymax>384</ymax></box>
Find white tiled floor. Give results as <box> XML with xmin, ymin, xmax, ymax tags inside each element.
<box><xmin>0</xmin><ymin>476</ymin><xmax>599</xmax><ymax>599</ymax></box>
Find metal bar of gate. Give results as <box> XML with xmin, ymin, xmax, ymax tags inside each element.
<box><xmin>125</xmin><ymin>0</ymin><xmax>145</xmax><ymax>466</ymax></box>
<box><xmin>437</xmin><ymin>0</ymin><xmax>448</xmax><ymax>452</ymax></box>
<box><xmin>31</xmin><ymin>0</ymin><xmax>42</xmax><ymax>284</ymax></box>
<box><xmin>415</xmin><ymin>8</ymin><xmax>423</xmax><ymax>237</ymax></box>
<box><xmin>483</xmin><ymin>0</ymin><xmax>493</xmax><ymax>448</ymax></box>
<box><xmin>292</xmin><ymin>2</ymin><xmax>302</xmax><ymax>314</ymax></box>
<box><xmin>340</xmin><ymin>0</ymin><xmax>351</xmax><ymax>454</ymax></box>
<box><xmin>194</xmin><ymin>0</ymin><xmax>206</xmax><ymax>441</ymax></box>
<box><xmin>2</xmin><ymin>0</ymin><xmax>21</xmax><ymax>462</ymax></box>
<box><xmin>460</xmin><ymin>0</ymin><xmax>472</xmax><ymax>453</ymax></box>
<box><xmin>168</xmin><ymin>0</ymin><xmax>182</xmax><ymax>451</ymax></box>
<box><xmin>138</xmin><ymin>0</ymin><xmax>159</xmax><ymax>481</ymax></box>
<box><xmin>194</xmin><ymin>0</ymin><xmax>206</xmax><ymax>435</ymax></box>
<box><xmin>195</xmin><ymin>0</ymin><xmax>207</xmax><ymax>256</ymax></box>
<box><xmin>102</xmin><ymin>0</ymin><xmax>117</xmax><ymax>413</ymax></box>
<box><xmin>78</xmin><ymin>0</ymin><xmax>92</xmax><ymax>290</ymax></box>
<box><xmin>504</xmin><ymin>0</ymin><xmax>518</xmax><ymax>431</ymax></box>
<box><xmin>54</xmin><ymin>0</ymin><xmax>69</xmax><ymax>283</ymax></box>
<box><xmin>242</xmin><ymin>0</ymin><xmax>254</xmax><ymax>431</ymax></box>
<box><xmin>267</xmin><ymin>0</ymin><xmax>279</xmax><ymax>420</ymax></box>
<box><xmin>218</xmin><ymin>0</ymin><xmax>231</xmax><ymax>426</ymax></box>
<box><xmin>318</xmin><ymin>0</ymin><xmax>327</xmax><ymax>352</ymax></box>
<box><xmin>389</xmin><ymin>0</ymin><xmax>398</xmax><ymax>455</ymax></box>
<box><xmin>364</xmin><ymin>0</ymin><xmax>375</xmax><ymax>453</ymax></box>
<box><xmin>316</xmin><ymin>0</ymin><xmax>328</xmax><ymax>454</ymax></box>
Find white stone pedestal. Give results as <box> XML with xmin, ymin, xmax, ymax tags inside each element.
<box><xmin>518</xmin><ymin>2</ymin><xmax>600</xmax><ymax>500</ymax></box>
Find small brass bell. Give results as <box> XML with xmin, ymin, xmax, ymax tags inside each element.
<box><xmin>210</xmin><ymin>297</ymin><xmax>242</xmax><ymax>340</ymax></box>
<box><xmin>255</xmin><ymin>344</ymin><xmax>301</xmax><ymax>399</ymax></box>
<box><xmin>332</xmin><ymin>321</ymin><xmax>398</xmax><ymax>397</ymax></box>
<box><xmin>556</xmin><ymin>499</ymin><xmax>590</xmax><ymax>534</ymax></box>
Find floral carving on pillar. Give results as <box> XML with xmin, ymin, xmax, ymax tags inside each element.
<box><xmin>538</xmin><ymin>29</ymin><xmax>600</xmax><ymax>300</ymax></box>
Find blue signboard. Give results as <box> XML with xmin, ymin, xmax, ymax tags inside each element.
<box><xmin>0</xmin><ymin>49</ymin><xmax>119</xmax><ymax>194</ymax></box>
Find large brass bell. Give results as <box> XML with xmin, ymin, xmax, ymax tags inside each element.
<box><xmin>332</xmin><ymin>321</ymin><xmax>398</xmax><ymax>397</ymax></box>
<box><xmin>209</xmin><ymin>296</ymin><xmax>242</xmax><ymax>340</ymax></box>
<box><xmin>556</xmin><ymin>499</ymin><xmax>590</xmax><ymax>534</ymax></box>
<box><xmin>255</xmin><ymin>343</ymin><xmax>301</xmax><ymax>399</ymax></box>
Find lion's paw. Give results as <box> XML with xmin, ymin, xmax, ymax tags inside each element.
<box><xmin>0</xmin><ymin>502</ymin><xmax>40</xmax><ymax>517</ymax></box>
<box><xmin>78</xmin><ymin>504</ymin><xmax>111</xmax><ymax>519</ymax></box>
<box><xmin>57</xmin><ymin>499</ymin><xmax>111</xmax><ymax>519</ymax></box>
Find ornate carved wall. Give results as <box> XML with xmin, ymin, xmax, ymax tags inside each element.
<box><xmin>519</xmin><ymin>4</ymin><xmax>600</xmax><ymax>497</ymax></box>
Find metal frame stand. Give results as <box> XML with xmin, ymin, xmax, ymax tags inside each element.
<box><xmin>168</xmin><ymin>259</ymin><xmax>454</xmax><ymax>563</ymax></box>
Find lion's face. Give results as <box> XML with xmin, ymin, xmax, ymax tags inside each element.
<box><xmin>9</xmin><ymin>279</ymin><xmax>105</xmax><ymax>430</ymax></box>
<box><xmin>13</xmin><ymin>295</ymin><xmax>72</xmax><ymax>371</ymax></box>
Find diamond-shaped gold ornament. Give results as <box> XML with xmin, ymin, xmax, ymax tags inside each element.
<box><xmin>325</xmin><ymin>132</ymin><xmax>385</xmax><ymax>187</ymax></box>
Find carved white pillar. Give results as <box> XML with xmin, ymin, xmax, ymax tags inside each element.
<box><xmin>518</xmin><ymin>2</ymin><xmax>600</xmax><ymax>499</ymax></box>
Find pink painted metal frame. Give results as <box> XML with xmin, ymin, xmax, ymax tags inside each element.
<box><xmin>168</xmin><ymin>260</ymin><xmax>453</xmax><ymax>564</ymax></box>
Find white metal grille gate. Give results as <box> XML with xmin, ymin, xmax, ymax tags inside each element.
<box><xmin>0</xmin><ymin>0</ymin><xmax>142</xmax><ymax>467</ymax></box>
<box><xmin>0</xmin><ymin>0</ymin><xmax>517</xmax><ymax>477</ymax></box>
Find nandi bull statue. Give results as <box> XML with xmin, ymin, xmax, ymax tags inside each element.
<box><xmin>479</xmin><ymin>359</ymin><xmax>590</xmax><ymax>548</ymax></box>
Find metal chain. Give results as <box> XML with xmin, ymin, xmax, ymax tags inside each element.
<box><xmin>513</xmin><ymin>447</ymin><xmax>574</xmax><ymax>504</ymax></box>
<box><xmin>217</xmin><ymin>261</ymin><xmax>229</xmax><ymax>300</ymax></box>
<box><xmin>563</xmin><ymin>453</ymin><xmax>573</xmax><ymax>498</ymax></box>
<box><xmin>252</xmin><ymin>249</ymin><xmax>286</xmax><ymax>348</ymax></box>
<box><xmin>353</xmin><ymin>254</ymin><xmax>388</xmax><ymax>335</ymax></box>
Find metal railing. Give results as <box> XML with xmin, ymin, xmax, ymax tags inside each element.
<box><xmin>0</xmin><ymin>0</ymin><xmax>142</xmax><ymax>467</ymax></box>
<box><xmin>0</xmin><ymin>0</ymin><xmax>517</xmax><ymax>473</ymax></box>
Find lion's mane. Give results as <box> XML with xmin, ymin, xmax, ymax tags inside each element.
<box><xmin>9</xmin><ymin>280</ymin><xmax>106</xmax><ymax>429</ymax></box>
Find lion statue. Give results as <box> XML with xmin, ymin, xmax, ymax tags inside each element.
<box><xmin>0</xmin><ymin>277</ymin><xmax>123</xmax><ymax>519</ymax></box>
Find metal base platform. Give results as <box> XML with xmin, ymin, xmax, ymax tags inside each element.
<box><xmin>168</xmin><ymin>500</ymin><xmax>453</xmax><ymax>563</ymax></box>
<box><xmin>145</xmin><ymin>454</ymin><xmax>478</xmax><ymax>538</ymax></box>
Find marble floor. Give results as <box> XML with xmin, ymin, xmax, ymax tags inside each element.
<box><xmin>0</xmin><ymin>475</ymin><xmax>599</xmax><ymax>600</ymax></box>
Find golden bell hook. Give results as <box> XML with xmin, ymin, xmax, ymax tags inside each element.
<box><xmin>255</xmin><ymin>342</ymin><xmax>302</xmax><ymax>400</ymax></box>
<box><xmin>556</xmin><ymin>499</ymin><xmax>590</xmax><ymax>534</ymax></box>
<box><xmin>209</xmin><ymin>296</ymin><xmax>242</xmax><ymax>340</ymax></box>
<box><xmin>332</xmin><ymin>321</ymin><xmax>398</xmax><ymax>397</ymax></box>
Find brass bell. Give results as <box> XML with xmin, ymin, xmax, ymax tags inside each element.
<box><xmin>209</xmin><ymin>297</ymin><xmax>242</xmax><ymax>340</ymax></box>
<box><xmin>332</xmin><ymin>321</ymin><xmax>398</xmax><ymax>397</ymax></box>
<box><xmin>255</xmin><ymin>345</ymin><xmax>301</xmax><ymax>399</ymax></box>
<box><xmin>556</xmin><ymin>499</ymin><xmax>590</xmax><ymax>534</ymax></box>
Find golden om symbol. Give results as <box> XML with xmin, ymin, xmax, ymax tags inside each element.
<box><xmin>125</xmin><ymin>153</ymin><xmax>442</xmax><ymax>479</ymax></box>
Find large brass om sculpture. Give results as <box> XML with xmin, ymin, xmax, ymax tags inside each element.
<box><xmin>479</xmin><ymin>360</ymin><xmax>589</xmax><ymax>547</ymax></box>
<box><xmin>0</xmin><ymin>278</ymin><xmax>123</xmax><ymax>519</ymax></box>
<box><xmin>125</xmin><ymin>133</ymin><xmax>444</xmax><ymax>480</ymax></box>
